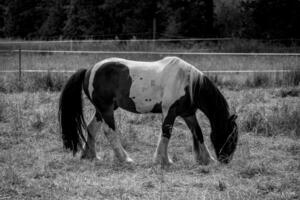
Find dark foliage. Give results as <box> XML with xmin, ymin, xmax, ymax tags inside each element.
<box><xmin>0</xmin><ymin>0</ymin><xmax>299</xmax><ymax>39</ymax></box>
<box><xmin>241</xmin><ymin>0</ymin><xmax>300</xmax><ymax>39</ymax></box>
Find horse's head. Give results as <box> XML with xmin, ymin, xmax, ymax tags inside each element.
<box><xmin>211</xmin><ymin>114</ymin><xmax>238</xmax><ymax>164</ymax></box>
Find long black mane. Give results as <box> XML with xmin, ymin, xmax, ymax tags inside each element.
<box><xmin>192</xmin><ymin>74</ymin><xmax>238</xmax><ymax>163</ymax></box>
<box><xmin>193</xmin><ymin>75</ymin><xmax>229</xmax><ymax>129</ymax></box>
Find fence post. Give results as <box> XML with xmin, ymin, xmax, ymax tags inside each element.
<box><xmin>152</xmin><ymin>17</ymin><xmax>156</xmax><ymax>51</ymax></box>
<box><xmin>70</xmin><ymin>40</ymin><xmax>73</xmax><ymax>51</ymax></box>
<box><xmin>18</xmin><ymin>48</ymin><xmax>22</xmax><ymax>82</ymax></box>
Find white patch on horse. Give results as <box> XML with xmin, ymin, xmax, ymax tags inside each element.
<box><xmin>126</xmin><ymin>57</ymin><xmax>190</xmax><ymax>113</ymax></box>
<box><xmin>159</xmin><ymin>57</ymin><xmax>192</xmax><ymax>112</ymax></box>
<box><xmin>128</xmin><ymin>65</ymin><xmax>164</xmax><ymax>113</ymax></box>
<box><xmin>120</xmin><ymin>56</ymin><xmax>196</xmax><ymax>113</ymax></box>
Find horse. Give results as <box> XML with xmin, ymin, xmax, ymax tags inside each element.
<box><xmin>58</xmin><ymin>56</ymin><xmax>238</xmax><ymax>166</ymax></box>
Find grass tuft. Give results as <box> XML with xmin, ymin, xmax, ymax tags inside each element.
<box><xmin>268</xmin><ymin>103</ymin><xmax>300</xmax><ymax>137</ymax></box>
<box><xmin>245</xmin><ymin>73</ymin><xmax>271</xmax><ymax>88</ymax></box>
<box><xmin>24</xmin><ymin>72</ymin><xmax>66</xmax><ymax>92</ymax></box>
<box><xmin>31</xmin><ymin>113</ymin><xmax>45</xmax><ymax>131</ymax></box>
<box><xmin>240</xmin><ymin>101</ymin><xmax>300</xmax><ymax>137</ymax></box>
<box><xmin>216</xmin><ymin>180</ymin><xmax>227</xmax><ymax>191</ymax></box>
<box><xmin>0</xmin><ymin>73</ymin><xmax>66</xmax><ymax>93</ymax></box>
<box><xmin>239</xmin><ymin>161</ymin><xmax>273</xmax><ymax>179</ymax></box>
<box><xmin>0</xmin><ymin>96</ymin><xmax>7</xmax><ymax>122</ymax></box>
<box><xmin>278</xmin><ymin>87</ymin><xmax>300</xmax><ymax>98</ymax></box>
<box><xmin>241</xmin><ymin>110</ymin><xmax>272</xmax><ymax>136</ymax></box>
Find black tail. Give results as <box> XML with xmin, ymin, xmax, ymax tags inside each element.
<box><xmin>58</xmin><ymin>68</ymin><xmax>87</xmax><ymax>155</ymax></box>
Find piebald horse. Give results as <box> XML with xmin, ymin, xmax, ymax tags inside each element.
<box><xmin>58</xmin><ymin>57</ymin><xmax>238</xmax><ymax>165</ymax></box>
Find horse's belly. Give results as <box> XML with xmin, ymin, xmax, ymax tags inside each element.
<box><xmin>128</xmin><ymin>79</ymin><xmax>163</xmax><ymax>113</ymax></box>
<box><xmin>130</xmin><ymin>89</ymin><xmax>162</xmax><ymax>113</ymax></box>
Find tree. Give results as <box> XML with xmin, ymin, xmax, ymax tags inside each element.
<box><xmin>163</xmin><ymin>0</ymin><xmax>214</xmax><ymax>38</ymax></box>
<box><xmin>63</xmin><ymin>0</ymin><xmax>106</xmax><ymax>39</ymax></box>
<box><xmin>241</xmin><ymin>0</ymin><xmax>300</xmax><ymax>39</ymax></box>
<box><xmin>4</xmin><ymin>0</ymin><xmax>47</xmax><ymax>38</ymax></box>
<box><xmin>39</xmin><ymin>0</ymin><xmax>67</xmax><ymax>39</ymax></box>
<box><xmin>0</xmin><ymin>2</ymin><xmax>6</xmax><ymax>37</ymax></box>
<box><xmin>214</xmin><ymin>0</ymin><xmax>244</xmax><ymax>37</ymax></box>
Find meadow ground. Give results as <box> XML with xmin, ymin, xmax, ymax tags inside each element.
<box><xmin>0</xmin><ymin>87</ymin><xmax>299</xmax><ymax>200</ymax></box>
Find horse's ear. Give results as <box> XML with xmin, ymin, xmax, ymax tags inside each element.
<box><xmin>229</xmin><ymin>114</ymin><xmax>237</xmax><ymax>121</ymax></box>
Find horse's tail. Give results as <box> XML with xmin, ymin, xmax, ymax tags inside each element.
<box><xmin>58</xmin><ymin>68</ymin><xmax>87</xmax><ymax>155</ymax></box>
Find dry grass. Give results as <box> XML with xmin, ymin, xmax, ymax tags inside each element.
<box><xmin>0</xmin><ymin>63</ymin><xmax>299</xmax><ymax>94</ymax></box>
<box><xmin>236</xmin><ymin>88</ymin><xmax>300</xmax><ymax>137</ymax></box>
<box><xmin>0</xmin><ymin>87</ymin><xmax>299</xmax><ymax>200</ymax></box>
<box><xmin>0</xmin><ymin>73</ymin><xmax>67</xmax><ymax>93</ymax></box>
<box><xmin>1</xmin><ymin>51</ymin><xmax>299</xmax><ymax>72</ymax></box>
<box><xmin>1</xmin><ymin>39</ymin><xmax>299</xmax><ymax>52</ymax></box>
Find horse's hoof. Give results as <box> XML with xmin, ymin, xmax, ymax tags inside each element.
<box><xmin>167</xmin><ymin>158</ymin><xmax>174</xmax><ymax>165</ymax></box>
<box><xmin>154</xmin><ymin>156</ymin><xmax>173</xmax><ymax>167</ymax></box>
<box><xmin>81</xmin><ymin>152</ymin><xmax>98</xmax><ymax>160</ymax></box>
<box><xmin>114</xmin><ymin>156</ymin><xmax>135</xmax><ymax>164</ymax></box>
<box><xmin>196</xmin><ymin>159</ymin><xmax>210</xmax><ymax>165</ymax></box>
<box><xmin>125</xmin><ymin>157</ymin><xmax>134</xmax><ymax>164</ymax></box>
<box><xmin>196</xmin><ymin>156</ymin><xmax>216</xmax><ymax>165</ymax></box>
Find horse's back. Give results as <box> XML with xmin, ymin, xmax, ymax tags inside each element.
<box><xmin>85</xmin><ymin>57</ymin><xmax>197</xmax><ymax>114</ymax></box>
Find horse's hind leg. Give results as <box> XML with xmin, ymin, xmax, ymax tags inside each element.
<box><xmin>101</xmin><ymin>106</ymin><xmax>133</xmax><ymax>163</ymax></box>
<box><xmin>81</xmin><ymin>112</ymin><xmax>102</xmax><ymax>160</ymax></box>
<box><xmin>183</xmin><ymin>114</ymin><xmax>215</xmax><ymax>165</ymax></box>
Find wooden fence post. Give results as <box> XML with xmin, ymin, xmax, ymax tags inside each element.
<box><xmin>18</xmin><ymin>48</ymin><xmax>22</xmax><ymax>82</ymax></box>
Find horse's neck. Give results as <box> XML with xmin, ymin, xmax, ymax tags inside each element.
<box><xmin>194</xmin><ymin>76</ymin><xmax>229</xmax><ymax>131</ymax></box>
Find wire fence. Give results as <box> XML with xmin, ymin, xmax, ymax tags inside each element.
<box><xmin>0</xmin><ymin>49</ymin><xmax>299</xmax><ymax>77</ymax></box>
<box><xmin>1</xmin><ymin>38</ymin><xmax>300</xmax><ymax>52</ymax></box>
<box><xmin>2</xmin><ymin>49</ymin><xmax>300</xmax><ymax>56</ymax></box>
<box><xmin>0</xmin><ymin>39</ymin><xmax>299</xmax><ymax>85</ymax></box>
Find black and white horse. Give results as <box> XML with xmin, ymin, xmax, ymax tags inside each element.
<box><xmin>58</xmin><ymin>57</ymin><xmax>238</xmax><ymax>165</ymax></box>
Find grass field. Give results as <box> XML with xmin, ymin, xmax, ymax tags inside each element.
<box><xmin>0</xmin><ymin>87</ymin><xmax>299</xmax><ymax>200</ymax></box>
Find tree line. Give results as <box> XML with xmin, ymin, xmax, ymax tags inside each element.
<box><xmin>0</xmin><ymin>0</ymin><xmax>299</xmax><ymax>40</ymax></box>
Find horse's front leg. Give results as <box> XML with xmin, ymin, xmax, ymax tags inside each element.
<box><xmin>183</xmin><ymin>114</ymin><xmax>215</xmax><ymax>165</ymax></box>
<box><xmin>154</xmin><ymin>108</ymin><xmax>176</xmax><ymax>166</ymax></box>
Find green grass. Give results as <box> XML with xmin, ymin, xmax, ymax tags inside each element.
<box><xmin>0</xmin><ymin>88</ymin><xmax>299</xmax><ymax>199</ymax></box>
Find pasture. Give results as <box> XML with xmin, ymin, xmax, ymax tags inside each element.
<box><xmin>0</xmin><ymin>88</ymin><xmax>299</xmax><ymax>200</ymax></box>
<box><xmin>0</xmin><ymin>41</ymin><xmax>299</xmax><ymax>199</ymax></box>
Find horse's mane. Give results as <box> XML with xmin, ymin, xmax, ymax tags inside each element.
<box><xmin>189</xmin><ymin>70</ymin><xmax>229</xmax><ymax>126</ymax></box>
<box><xmin>188</xmin><ymin>67</ymin><xmax>203</xmax><ymax>104</ymax></box>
